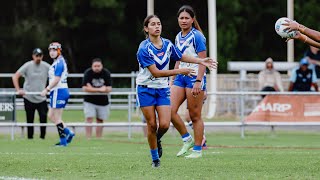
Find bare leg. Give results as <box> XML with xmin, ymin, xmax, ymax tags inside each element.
<box><xmin>86</xmin><ymin>117</ymin><xmax>93</xmax><ymax>139</ymax></box>
<box><xmin>96</xmin><ymin>118</ymin><xmax>103</xmax><ymax>138</ymax></box>
<box><xmin>156</xmin><ymin>106</ymin><xmax>171</xmax><ymax>140</ymax></box>
<box><xmin>186</xmin><ymin>89</ymin><xmax>204</xmax><ymax>147</ymax></box>
<box><xmin>141</xmin><ymin>106</ymin><xmax>158</xmax><ymax>149</ymax></box>
<box><xmin>170</xmin><ymin>85</ymin><xmax>188</xmax><ymax>135</ymax></box>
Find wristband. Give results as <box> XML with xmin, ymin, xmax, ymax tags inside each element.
<box><xmin>195</xmin><ymin>79</ymin><xmax>201</xmax><ymax>83</ymax></box>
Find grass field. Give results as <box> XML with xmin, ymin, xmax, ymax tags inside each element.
<box><xmin>1</xmin><ymin>131</ymin><xmax>320</xmax><ymax>180</ymax></box>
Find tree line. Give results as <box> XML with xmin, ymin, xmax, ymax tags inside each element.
<box><xmin>0</xmin><ymin>0</ymin><xmax>319</xmax><ymax>87</ymax></box>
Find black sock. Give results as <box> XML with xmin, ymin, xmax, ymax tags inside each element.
<box><xmin>156</xmin><ymin>129</ymin><xmax>167</xmax><ymax>141</ymax></box>
<box><xmin>56</xmin><ymin>123</ymin><xmax>66</xmax><ymax>138</ymax></box>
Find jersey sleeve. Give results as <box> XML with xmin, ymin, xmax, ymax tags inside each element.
<box><xmin>194</xmin><ymin>32</ymin><xmax>207</xmax><ymax>53</ymax></box>
<box><xmin>17</xmin><ymin>62</ymin><xmax>29</xmax><ymax>77</ymax></box>
<box><xmin>137</xmin><ymin>47</ymin><xmax>155</xmax><ymax>68</ymax></box>
<box><xmin>54</xmin><ymin>60</ymin><xmax>64</xmax><ymax>77</ymax></box>
<box><xmin>82</xmin><ymin>69</ymin><xmax>91</xmax><ymax>87</ymax></box>
<box><xmin>104</xmin><ymin>69</ymin><xmax>112</xmax><ymax>86</ymax></box>
<box><xmin>170</xmin><ymin>43</ymin><xmax>182</xmax><ymax>61</ymax></box>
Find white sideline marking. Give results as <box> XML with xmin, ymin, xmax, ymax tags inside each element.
<box><xmin>0</xmin><ymin>152</ymin><xmax>146</xmax><ymax>156</ymax></box>
<box><xmin>0</xmin><ymin>176</ymin><xmax>41</xmax><ymax>180</ymax></box>
<box><xmin>0</xmin><ymin>152</ymin><xmax>113</xmax><ymax>156</ymax></box>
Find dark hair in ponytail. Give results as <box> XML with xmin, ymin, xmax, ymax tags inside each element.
<box><xmin>142</xmin><ymin>14</ymin><xmax>160</xmax><ymax>39</ymax></box>
<box><xmin>177</xmin><ymin>5</ymin><xmax>203</xmax><ymax>33</ymax></box>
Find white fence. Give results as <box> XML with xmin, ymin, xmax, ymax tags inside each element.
<box><xmin>2</xmin><ymin>91</ymin><xmax>320</xmax><ymax>140</ymax></box>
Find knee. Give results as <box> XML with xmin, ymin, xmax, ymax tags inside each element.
<box><xmin>147</xmin><ymin>123</ymin><xmax>157</xmax><ymax>133</ymax></box>
<box><xmin>86</xmin><ymin>118</ymin><xmax>93</xmax><ymax>123</ymax></box>
<box><xmin>158</xmin><ymin>123</ymin><xmax>170</xmax><ymax>132</ymax></box>
<box><xmin>189</xmin><ymin>111</ymin><xmax>201</xmax><ymax>122</ymax></box>
<box><xmin>48</xmin><ymin>113</ymin><xmax>54</xmax><ymax>121</ymax></box>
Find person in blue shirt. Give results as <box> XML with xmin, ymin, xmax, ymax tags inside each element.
<box><xmin>288</xmin><ymin>57</ymin><xmax>318</xmax><ymax>92</ymax></box>
<box><xmin>136</xmin><ymin>14</ymin><xmax>216</xmax><ymax>168</ymax></box>
<box><xmin>41</xmin><ymin>42</ymin><xmax>75</xmax><ymax>146</ymax></box>
<box><xmin>170</xmin><ymin>5</ymin><xmax>209</xmax><ymax>158</ymax></box>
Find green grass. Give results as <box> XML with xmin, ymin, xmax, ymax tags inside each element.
<box><xmin>1</xmin><ymin>132</ymin><xmax>320</xmax><ymax>179</ymax></box>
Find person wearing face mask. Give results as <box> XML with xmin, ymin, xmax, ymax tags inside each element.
<box><xmin>41</xmin><ymin>42</ymin><xmax>74</xmax><ymax>147</ymax></box>
<box><xmin>258</xmin><ymin>57</ymin><xmax>284</xmax><ymax>98</ymax></box>
<box><xmin>12</xmin><ymin>48</ymin><xmax>50</xmax><ymax>139</ymax></box>
<box><xmin>82</xmin><ymin>58</ymin><xmax>112</xmax><ymax>139</ymax></box>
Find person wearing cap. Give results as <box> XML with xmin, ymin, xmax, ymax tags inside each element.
<box><xmin>258</xmin><ymin>57</ymin><xmax>284</xmax><ymax>98</ymax></box>
<box><xmin>40</xmin><ymin>42</ymin><xmax>74</xmax><ymax>146</ymax></box>
<box><xmin>288</xmin><ymin>57</ymin><xmax>318</xmax><ymax>92</ymax></box>
<box><xmin>12</xmin><ymin>48</ymin><xmax>50</xmax><ymax>139</ymax></box>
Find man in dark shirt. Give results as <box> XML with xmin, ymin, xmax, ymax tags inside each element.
<box><xmin>82</xmin><ymin>58</ymin><xmax>112</xmax><ymax>139</ymax></box>
<box><xmin>288</xmin><ymin>57</ymin><xmax>318</xmax><ymax>92</ymax></box>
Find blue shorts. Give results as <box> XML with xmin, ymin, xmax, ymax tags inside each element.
<box><xmin>136</xmin><ymin>85</ymin><xmax>170</xmax><ymax>107</ymax></box>
<box><xmin>173</xmin><ymin>75</ymin><xmax>207</xmax><ymax>90</ymax></box>
<box><xmin>50</xmin><ymin>88</ymin><xmax>70</xmax><ymax>108</ymax></box>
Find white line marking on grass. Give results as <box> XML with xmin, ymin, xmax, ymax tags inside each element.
<box><xmin>0</xmin><ymin>176</ymin><xmax>42</xmax><ymax>180</ymax></box>
<box><xmin>0</xmin><ymin>152</ymin><xmax>144</xmax><ymax>156</ymax></box>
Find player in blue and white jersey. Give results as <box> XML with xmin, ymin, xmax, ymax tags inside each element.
<box><xmin>41</xmin><ymin>42</ymin><xmax>74</xmax><ymax>146</ymax></box>
<box><xmin>136</xmin><ymin>15</ymin><xmax>216</xmax><ymax>168</ymax></box>
<box><xmin>171</xmin><ymin>5</ymin><xmax>211</xmax><ymax>159</ymax></box>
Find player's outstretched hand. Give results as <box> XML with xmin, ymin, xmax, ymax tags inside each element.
<box><xmin>200</xmin><ymin>57</ymin><xmax>217</xmax><ymax>71</ymax></box>
<box><xmin>179</xmin><ymin>68</ymin><xmax>196</xmax><ymax>77</ymax></box>
<box><xmin>283</xmin><ymin>19</ymin><xmax>299</xmax><ymax>32</ymax></box>
<box><xmin>285</xmin><ymin>31</ymin><xmax>302</xmax><ymax>42</ymax></box>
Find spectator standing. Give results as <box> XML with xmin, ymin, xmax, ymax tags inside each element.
<box><xmin>288</xmin><ymin>57</ymin><xmax>318</xmax><ymax>92</ymax></box>
<box><xmin>12</xmin><ymin>48</ymin><xmax>50</xmax><ymax>139</ymax></box>
<box><xmin>82</xmin><ymin>58</ymin><xmax>112</xmax><ymax>139</ymax></box>
<box><xmin>258</xmin><ymin>57</ymin><xmax>284</xmax><ymax>97</ymax></box>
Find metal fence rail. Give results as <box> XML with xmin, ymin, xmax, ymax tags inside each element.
<box><xmin>1</xmin><ymin>91</ymin><xmax>320</xmax><ymax>140</ymax></box>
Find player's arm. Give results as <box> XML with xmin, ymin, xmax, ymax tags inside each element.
<box><xmin>46</xmin><ymin>76</ymin><xmax>61</xmax><ymax>90</ymax></box>
<box><xmin>294</xmin><ymin>33</ymin><xmax>320</xmax><ymax>49</ymax></box>
<box><xmin>169</xmin><ymin>62</ymin><xmax>180</xmax><ymax>86</ymax></box>
<box><xmin>147</xmin><ymin>64</ymin><xmax>195</xmax><ymax>78</ymax></box>
<box><xmin>195</xmin><ymin>51</ymin><xmax>207</xmax><ymax>81</ymax></box>
<box><xmin>284</xmin><ymin>20</ymin><xmax>320</xmax><ymax>47</ymax></box>
<box><xmin>180</xmin><ymin>54</ymin><xmax>216</xmax><ymax>70</ymax></box>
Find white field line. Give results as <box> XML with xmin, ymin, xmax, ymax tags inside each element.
<box><xmin>0</xmin><ymin>176</ymin><xmax>42</xmax><ymax>180</ymax></box>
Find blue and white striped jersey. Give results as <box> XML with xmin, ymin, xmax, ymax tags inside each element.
<box><xmin>136</xmin><ymin>37</ymin><xmax>182</xmax><ymax>88</ymax></box>
<box><xmin>175</xmin><ymin>27</ymin><xmax>206</xmax><ymax>75</ymax></box>
<box><xmin>48</xmin><ymin>55</ymin><xmax>68</xmax><ymax>90</ymax></box>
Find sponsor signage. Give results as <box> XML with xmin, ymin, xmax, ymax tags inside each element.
<box><xmin>246</xmin><ymin>95</ymin><xmax>320</xmax><ymax>122</ymax></box>
<box><xmin>0</xmin><ymin>95</ymin><xmax>15</xmax><ymax>122</ymax></box>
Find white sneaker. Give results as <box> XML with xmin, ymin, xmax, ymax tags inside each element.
<box><xmin>176</xmin><ymin>139</ymin><xmax>194</xmax><ymax>157</ymax></box>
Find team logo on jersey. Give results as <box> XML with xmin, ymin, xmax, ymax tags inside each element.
<box><xmin>149</xmin><ymin>75</ymin><xmax>156</xmax><ymax>81</ymax></box>
<box><xmin>157</xmin><ymin>52</ymin><xmax>164</xmax><ymax>57</ymax></box>
<box><xmin>57</xmin><ymin>100</ymin><xmax>66</xmax><ymax>104</ymax></box>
